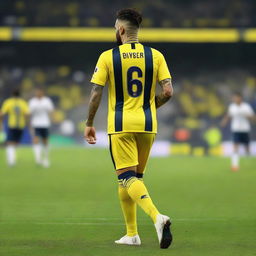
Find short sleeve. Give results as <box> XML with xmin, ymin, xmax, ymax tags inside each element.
<box><xmin>90</xmin><ymin>51</ymin><xmax>108</xmax><ymax>86</ymax></box>
<box><xmin>1</xmin><ymin>100</ymin><xmax>9</xmax><ymax>114</ymax></box>
<box><xmin>157</xmin><ymin>52</ymin><xmax>171</xmax><ymax>82</ymax></box>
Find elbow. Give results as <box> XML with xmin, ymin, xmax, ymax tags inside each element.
<box><xmin>163</xmin><ymin>87</ymin><xmax>173</xmax><ymax>100</ymax></box>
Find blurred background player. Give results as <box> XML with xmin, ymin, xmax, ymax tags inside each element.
<box><xmin>0</xmin><ymin>89</ymin><xmax>29</xmax><ymax>166</ymax></box>
<box><xmin>29</xmin><ymin>88</ymin><xmax>54</xmax><ymax>168</ymax></box>
<box><xmin>221</xmin><ymin>92</ymin><xmax>255</xmax><ymax>171</ymax></box>
<box><xmin>84</xmin><ymin>9</ymin><xmax>173</xmax><ymax>248</ymax></box>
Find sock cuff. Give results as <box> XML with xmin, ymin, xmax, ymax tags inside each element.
<box><xmin>118</xmin><ymin>171</ymin><xmax>136</xmax><ymax>187</ymax></box>
<box><xmin>136</xmin><ymin>173</ymin><xmax>143</xmax><ymax>179</ymax></box>
<box><xmin>118</xmin><ymin>170</ymin><xmax>135</xmax><ymax>180</ymax></box>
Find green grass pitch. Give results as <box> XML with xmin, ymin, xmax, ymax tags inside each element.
<box><xmin>0</xmin><ymin>147</ymin><xmax>256</xmax><ymax>256</ymax></box>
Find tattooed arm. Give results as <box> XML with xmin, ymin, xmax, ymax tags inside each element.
<box><xmin>84</xmin><ymin>84</ymin><xmax>104</xmax><ymax>144</ymax></box>
<box><xmin>85</xmin><ymin>84</ymin><xmax>103</xmax><ymax>126</ymax></box>
<box><xmin>155</xmin><ymin>78</ymin><xmax>173</xmax><ymax>109</ymax></box>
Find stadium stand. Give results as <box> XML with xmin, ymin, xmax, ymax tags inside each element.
<box><xmin>0</xmin><ymin>0</ymin><xmax>256</xmax><ymax>152</ymax></box>
<box><xmin>0</xmin><ymin>66</ymin><xmax>255</xmax><ymax>144</ymax></box>
<box><xmin>0</xmin><ymin>0</ymin><xmax>255</xmax><ymax>28</ymax></box>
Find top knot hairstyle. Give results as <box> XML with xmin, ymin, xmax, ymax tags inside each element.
<box><xmin>116</xmin><ymin>8</ymin><xmax>142</xmax><ymax>28</ymax></box>
<box><xmin>12</xmin><ymin>89</ymin><xmax>20</xmax><ymax>97</ymax></box>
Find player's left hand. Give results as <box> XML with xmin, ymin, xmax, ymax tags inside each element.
<box><xmin>84</xmin><ymin>126</ymin><xmax>97</xmax><ymax>144</ymax></box>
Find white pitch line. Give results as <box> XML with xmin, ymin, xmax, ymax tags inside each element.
<box><xmin>35</xmin><ymin>218</ymin><xmax>228</xmax><ymax>225</ymax></box>
<box><xmin>0</xmin><ymin>218</ymin><xmax>230</xmax><ymax>225</ymax></box>
<box><xmin>59</xmin><ymin>217</ymin><xmax>228</xmax><ymax>221</ymax></box>
<box><xmin>63</xmin><ymin>217</ymin><xmax>121</xmax><ymax>220</ymax></box>
<box><xmin>36</xmin><ymin>222</ymin><xmax>128</xmax><ymax>226</ymax></box>
<box><xmin>174</xmin><ymin>218</ymin><xmax>227</xmax><ymax>221</ymax></box>
<box><xmin>0</xmin><ymin>222</ymin><xmax>128</xmax><ymax>226</ymax></box>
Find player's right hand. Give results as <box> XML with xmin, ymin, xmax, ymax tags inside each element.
<box><xmin>84</xmin><ymin>126</ymin><xmax>97</xmax><ymax>144</ymax></box>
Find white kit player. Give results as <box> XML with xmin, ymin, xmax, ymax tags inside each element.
<box><xmin>29</xmin><ymin>88</ymin><xmax>54</xmax><ymax>167</ymax></box>
<box><xmin>222</xmin><ymin>93</ymin><xmax>255</xmax><ymax>171</ymax></box>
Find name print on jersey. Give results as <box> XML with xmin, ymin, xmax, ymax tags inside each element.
<box><xmin>122</xmin><ymin>52</ymin><xmax>144</xmax><ymax>59</ymax></box>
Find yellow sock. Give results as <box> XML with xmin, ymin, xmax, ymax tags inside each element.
<box><xmin>127</xmin><ymin>179</ymin><xmax>159</xmax><ymax>223</ymax></box>
<box><xmin>118</xmin><ymin>185</ymin><xmax>138</xmax><ymax>236</ymax></box>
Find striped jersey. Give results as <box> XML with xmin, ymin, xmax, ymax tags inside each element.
<box><xmin>91</xmin><ymin>42</ymin><xmax>171</xmax><ymax>134</ymax></box>
<box><xmin>1</xmin><ymin>97</ymin><xmax>29</xmax><ymax>129</ymax></box>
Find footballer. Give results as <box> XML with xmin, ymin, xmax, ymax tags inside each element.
<box><xmin>29</xmin><ymin>87</ymin><xmax>54</xmax><ymax>168</ymax></box>
<box><xmin>0</xmin><ymin>89</ymin><xmax>29</xmax><ymax>166</ymax></box>
<box><xmin>84</xmin><ymin>9</ymin><xmax>173</xmax><ymax>248</ymax></box>
<box><xmin>221</xmin><ymin>92</ymin><xmax>255</xmax><ymax>171</ymax></box>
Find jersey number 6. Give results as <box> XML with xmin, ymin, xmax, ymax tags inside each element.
<box><xmin>127</xmin><ymin>66</ymin><xmax>143</xmax><ymax>98</ymax></box>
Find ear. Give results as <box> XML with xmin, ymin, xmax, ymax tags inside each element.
<box><xmin>119</xmin><ymin>26</ymin><xmax>125</xmax><ymax>35</ymax></box>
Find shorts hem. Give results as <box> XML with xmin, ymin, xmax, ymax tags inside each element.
<box><xmin>115</xmin><ymin>162</ymin><xmax>139</xmax><ymax>170</ymax></box>
<box><xmin>108</xmin><ymin>131</ymin><xmax>157</xmax><ymax>135</ymax></box>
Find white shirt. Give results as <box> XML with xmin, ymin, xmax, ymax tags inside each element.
<box><xmin>29</xmin><ymin>97</ymin><xmax>54</xmax><ymax>128</ymax></box>
<box><xmin>228</xmin><ymin>102</ymin><xmax>254</xmax><ymax>132</ymax></box>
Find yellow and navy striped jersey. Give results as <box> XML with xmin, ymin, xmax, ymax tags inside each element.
<box><xmin>91</xmin><ymin>42</ymin><xmax>171</xmax><ymax>134</ymax></box>
<box><xmin>1</xmin><ymin>97</ymin><xmax>29</xmax><ymax>129</ymax></box>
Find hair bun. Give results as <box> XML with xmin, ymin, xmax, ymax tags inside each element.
<box><xmin>135</xmin><ymin>14</ymin><xmax>142</xmax><ymax>25</ymax></box>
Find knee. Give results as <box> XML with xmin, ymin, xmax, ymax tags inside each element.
<box><xmin>33</xmin><ymin>137</ymin><xmax>39</xmax><ymax>144</ymax></box>
<box><xmin>42</xmin><ymin>138</ymin><xmax>48</xmax><ymax>145</ymax></box>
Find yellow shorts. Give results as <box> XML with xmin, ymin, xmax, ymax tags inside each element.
<box><xmin>109</xmin><ymin>133</ymin><xmax>155</xmax><ymax>173</ymax></box>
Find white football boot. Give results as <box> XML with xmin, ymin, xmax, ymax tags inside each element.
<box><xmin>42</xmin><ymin>159</ymin><xmax>50</xmax><ymax>168</ymax></box>
<box><xmin>115</xmin><ymin>235</ymin><xmax>141</xmax><ymax>245</ymax></box>
<box><xmin>154</xmin><ymin>214</ymin><xmax>172</xmax><ymax>249</ymax></box>
<box><xmin>36</xmin><ymin>158</ymin><xmax>43</xmax><ymax>166</ymax></box>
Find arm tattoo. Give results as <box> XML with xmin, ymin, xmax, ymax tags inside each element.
<box><xmin>85</xmin><ymin>84</ymin><xmax>103</xmax><ymax>126</ymax></box>
<box><xmin>155</xmin><ymin>78</ymin><xmax>173</xmax><ymax>109</ymax></box>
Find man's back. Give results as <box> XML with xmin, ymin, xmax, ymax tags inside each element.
<box><xmin>1</xmin><ymin>97</ymin><xmax>29</xmax><ymax>129</ymax></box>
<box><xmin>91</xmin><ymin>43</ymin><xmax>171</xmax><ymax>134</ymax></box>
<box><xmin>85</xmin><ymin>8</ymin><xmax>173</xmax><ymax>248</ymax></box>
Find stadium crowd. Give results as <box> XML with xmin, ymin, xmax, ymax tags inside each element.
<box><xmin>0</xmin><ymin>66</ymin><xmax>255</xmax><ymax>144</ymax></box>
<box><xmin>0</xmin><ymin>0</ymin><xmax>254</xmax><ymax>28</ymax></box>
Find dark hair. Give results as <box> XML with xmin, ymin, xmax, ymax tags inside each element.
<box><xmin>233</xmin><ymin>92</ymin><xmax>242</xmax><ymax>98</ymax></box>
<box><xmin>35</xmin><ymin>86</ymin><xmax>45</xmax><ymax>92</ymax></box>
<box><xmin>12</xmin><ymin>89</ymin><xmax>20</xmax><ymax>97</ymax></box>
<box><xmin>116</xmin><ymin>8</ymin><xmax>142</xmax><ymax>28</ymax></box>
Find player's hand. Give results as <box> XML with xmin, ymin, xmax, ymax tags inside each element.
<box><xmin>84</xmin><ymin>126</ymin><xmax>97</xmax><ymax>144</ymax></box>
<box><xmin>220</xmin><ymin>115</ymin><xmax>229</xmax><ymax>127</ymax></box>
